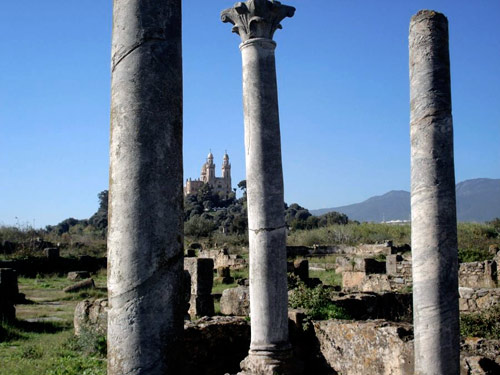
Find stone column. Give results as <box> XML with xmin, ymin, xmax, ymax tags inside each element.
<box><xmin>108</xmin><ymin>1</ymin><xmax>184</xmax><ymax>374</ymax></box>
<box><xmin>409</xmin><ymin>10</ymin><xmax>459</xmax><ymax>375</ymax></box>
<box><xmin>221</xmin><ymin>1</ymin><xmax>297</xmax><ymax>374</ymax></box>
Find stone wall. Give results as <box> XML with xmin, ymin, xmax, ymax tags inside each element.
<box><xmin>341</xmin><ymin>256</ymin><xmax>499</xmax><ymax>293</ymax></box>
<box><xmin>459</xmin><ymin>261</ymin><xmax>497</xmax><ymax>289</ymax></box>
<box><xmin>459</xmin><ymin>287</ymin><xmax>500</xmax><ymax>313</ymax></box>
<box><xmin>74</xmin><ymin>300</ymin><xmax>499</xmax><ymax>374</ymax></box>
<box><xmin>287</xmin><ymin>242</ymin><xmax>401</xmax><ymax>258</ymax></box>
<box><xmin>313</xmin><ymin>320</ymin><xmax>415</xmax><ymax>375</ymax></box>
<box><xmin>198</xmin><ymin>249</ymin><xmax>246</xmax><ymax>270</ymax></box>
<box><xmin>0</xmin><ymin>256</ymin><xmax>106</xmax><ymax>277</ymax></box>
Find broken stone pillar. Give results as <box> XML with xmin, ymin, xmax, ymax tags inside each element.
<box><xmin>107</xmin><ymin>1</ymin><xmax>183</xmax><ymax>374</ymax></box>
<box><xmin>409</xmin><ymin>10</ymin><xmax>459</xmax><ymax>375</ymax></box>
<box><xmin>184</xmin><ymin>258</ymin><xmax>214</xmax><ymax>318</ymax></box>
<box><xmin>221</xmin><ymin>1</ymin><xmax>297</xmax><ymax>373</ymax></box>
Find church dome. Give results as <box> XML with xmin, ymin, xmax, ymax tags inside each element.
<box><xmin>207</xmin><ymin>151</ymin><xmax>214</xmax><ymax>159</ymax></box>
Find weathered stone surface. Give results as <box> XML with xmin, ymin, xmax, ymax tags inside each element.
<box><xmin>107</xmin><ymin>0</ymin><xmax>184</xmax><ymax>373</ymax></box>
<box><xmin>221</xmin><ymin>286</ymin><xmax>250</xmax><ymax>316</ymax></box>
<box><xmin>63</xmin><ymin>278</ymin><xmax>95</xmax><ymax>293</ymax></box>
<box><xmin>461</xmin><ymin>338</ymin><xmax>500</xmax><ymax>368</ymax></box>
<box><xmin>221</xmin><ymin>0</ymin><xmax>295</xmax><ymax>43</ymax></box>
<box><xmin>461</xmin><ymin>356</ymin><xmax>500</xmax><ymax>375</ymax></box>
<box><xmin>410</xmin><ymin>10</ymin><xmax>459</xmax><ymax>374</ymax></box>
<box><xmin>185</xmin><ymin>258</ymin><xmax>214</xmax><ymax>296</ymax></box>
<box><xmin>459</xmin><ymin>288</ymin><xmax>500</xmax><ymax>313</ymax></box>
<box><xmin>184</xmin><ymin>258</ymin><xmax>214</xmax><ymax>318</ymax></box>
<box><xmin>313</xmin><ymin>320</ymin><xmax>414</xmax><ymax>375</ymax></box>
<box><xmin>199</xmin><ymin>249</ymin><xmax>247</xmax><ymax>270</ymax></box>
<box><xmin>67</xmin><ymin>271</ymin><xmax>90</xmax><ymax>281</ymax></box>
<box><xmin>459</xmin><ymin>261</ymin><xmax>497</xmax><ymax>289</ymax></box>
<box><xmin>221</xmin><ymin>1</ymin><xmax>295</xmax><ymax>370</ymax></box>
<box><xmin>184</xmin><ymin>316</ymin><xmax>250</xmax><ymax>375</ymax></box>
<box><xmin>74</xmin><ymin>298</ymin><xmax>108</xmax><ymax>336</ymax></box>
<box><xmin>342</xmin><ymin>271</ymin><xmax>366</xmax><ymax>289</ymax></box>
<box><xmin>336</xmin><ymin>256</ymin><xmax>386</xmax><ymax>274</ymax></box>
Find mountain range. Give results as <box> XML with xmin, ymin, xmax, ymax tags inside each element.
<box><xmin>311</xmin><ymin>178</ymin><xmax>500</xmax><ymax>222</ymax></box>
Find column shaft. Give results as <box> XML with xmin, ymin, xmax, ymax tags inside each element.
<box><xmin>241</xmin><ymin>38</ymin><xmax>289</xmax><ymax>352</ymax></box>
<box><xmin>108</xmin><ymin>1</ymin><xmax>184</xmax><ymax>374</ymax></box>
<box><xmin>409</xmin><ymin>10</ymin><xmax>459</xmax><ymax>375</ymax></box>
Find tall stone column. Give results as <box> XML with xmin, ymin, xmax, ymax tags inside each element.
<box><xmin>108</xmin><ymin>1</ymin><xmax>184</xmax><ymax>374</ymax></box>
<box><xmin>409</xmin><ymin>10</ymin><xmax>459</xmax><ymax>375</ymax></box>
<box><xmin>221</xmin><ymin>1</ymin><xmax>297</xmax><ymax>374</ymax></box>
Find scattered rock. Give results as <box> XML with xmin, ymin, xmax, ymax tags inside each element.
<box><xmin>63</xmin><ymin>278</ymin><xmax>95</xmax><ymax>293</ymax></box>
<box><xmin>220</xmin><ymin>286</ymin><xmax>250</xmax><ymax>316</ymax></box>
<box><xmin>67</xmin><ymin>271</ymin><xmax>90</xmax><ymax>281</ymax></box>
<box><xmin>74</xmin><ymin>298</ymin><xmax>108</xmax><ymax>336</ymax></box>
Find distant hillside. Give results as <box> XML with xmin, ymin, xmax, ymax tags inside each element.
<box><xmin>311</xmin><ymin>178</ymin><xmax>500</xmax><ymax>223</ymax></box>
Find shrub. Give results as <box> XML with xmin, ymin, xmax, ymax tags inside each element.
<box><xmin>460</xmin><ymin>304</ymin><xmax>500</xmax><ymax>339</ymax></box>
<box><xmin>289</xmin><ymin>280</ymin><xmax>350</xmax><ymax>325</ymax></box>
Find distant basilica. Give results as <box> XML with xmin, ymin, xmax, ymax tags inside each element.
<box><xmin>184</xmin><ymin>152</ymin><xmax>232</xmax><ymax>197</ymax></box>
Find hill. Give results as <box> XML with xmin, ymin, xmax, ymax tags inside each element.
<box><xmin>311</xmin><ymin>178</ymin><xmax>500</xmax><ymax>222</ymax></box>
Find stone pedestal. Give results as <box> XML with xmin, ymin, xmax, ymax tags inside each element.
<box><xmin>184</xmin><ymin>258</ymin><xmax>214</xmax><ymax>318</ymax></box>
<box><xmin>221</xmin><ymin>1</ymin><xmax>298</xmax><ymax>373</ymax></box>
<box><xmin>409</xmin><ymin>10</ymin><xmax>459</xmax><ymax>375</ymax></box>
<box><xmin>107</xmin><ymin>0</ymin><xmax>184</xmax><ymax>374</ymax></box>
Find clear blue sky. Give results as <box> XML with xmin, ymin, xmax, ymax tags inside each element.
<box><xmin>1</xmin><ymin>1</ymin><xmax>499</xmax><ymax>228</ymax></box>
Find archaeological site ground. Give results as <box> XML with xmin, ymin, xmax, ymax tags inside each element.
<box><xmin>1</xmin><ymin>1</ymin><xmax>499</xmax><ymax>375</ymax></box>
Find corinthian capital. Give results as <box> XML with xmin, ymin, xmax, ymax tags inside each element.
<box><xmin>221</xmin><ymin>0</ymin><xmax>295</xmax><ymax>42</ymax></box>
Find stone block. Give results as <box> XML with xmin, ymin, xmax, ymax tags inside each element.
<box><xmin>220</xmin><ymin>286</ymin><xmax>249</xmax><ymax>316</ymax></box>
<box><xmin>67</xmin><ymin>271</ymin><xmax>90</xmax><ymax>281</ymax></box>
<box><xmin>217</xmin><ymin>266</ymin><xmax>230</xmax><ymax>278</ymax></box>
<box><xmin>184</xmin><ymin>257</ymin><xmax>213</xmax><ymax>296</ymax></box>
<box><xmin>312</xmin><ymin>320</ymin><xmax>414</xmax><ymax>375</ymax></box>
<box><xmin>0</xmin><ymin>268</ymin><xmax>19</xmax><ymax>302</ymax></box>
<box><xmin>74</xmin><ymin>298</ymin><xmax>108</xmax><ymax>336</ymax></box>
<box><xmin>342</xmin><ymin>271</ymin><xmax>366</xmax><ymax>289</ymax></box>
<box><xmin>63</xmin><ymin>278</ymin><xmax>95</xmax><ymax>293</ymax></box>
<box><xmin>188</xmin><ymin>295</ymin><xmax>214</xmax><ymax>318</ymax></box>
<box><xmin>387</xmin><ymin>254</ymin><xmax>403</xmax><ymax>276</ymax></box>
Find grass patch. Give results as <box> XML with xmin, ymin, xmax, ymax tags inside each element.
<box><xmin>309</xmin><ymin>270</ymin><xmax>342</xmax><ymax>287</ymax></box>
<box><xmin>289</xmin><ymin>280</ymin><xmax>350</xmax><ymax>328</ymax></box>
<box><xmin>0</xmin><ymin>274</ymin><xmax>107</xmax><ymax>375</ymax></box>
<box><xmin>460</xmin><ymin>305</ymin><xmax>500</xmax><ymax>340</ymax></box>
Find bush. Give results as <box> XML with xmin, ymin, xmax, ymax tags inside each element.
<box><xmin>460</xmin><ymin>304</ymin><xmax>500</xmax><ymax>339</ymax></box>
<box><xmin>458</xmin><ymin>248</ymin><xmax>492</xmax><ymax>263</ymax></box>
<box><xmin>289</xmin><ymin>280</ymin><xmax>350</xmax><ymax>324</ymax></box>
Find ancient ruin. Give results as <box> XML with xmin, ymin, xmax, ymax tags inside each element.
<box><xmin>107</xmin><ymin>0</ymin><xmax>184</xmax><ymax>374</ymax></box>
<box><xmin>221</xmin><ymin>0</ymin><xmax>297</xmax><ymax>373</ymax></box>
<box><xmin>409</xmin><ymin>10</ymin><xmax>460</xmax><ymax>375</ymax></box>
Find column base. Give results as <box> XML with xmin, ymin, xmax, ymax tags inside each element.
<box><xmin>237</xmin><ymin>348</ymin><xmax>303</xmax><ymax>375</ymax></box>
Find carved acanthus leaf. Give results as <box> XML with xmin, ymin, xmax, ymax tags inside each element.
<box><xmin>221</xmin><ymin>0</ymin><xmax>295</xmax><ymax>42</ymax></box>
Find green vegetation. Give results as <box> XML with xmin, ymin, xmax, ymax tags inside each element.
<box><xmin>460</xmin><ymin>304</ymin><xmax>500</xmax><ymax>340</ymax></box>
<box><xmin>309</xmin><ymin>270</ymin><xmax>342</xmax><ymax>287</ymax></box>
<box><xmin>289</xmin><ymin>279</ymin><xmax>350</xmax><ymax>323</ymax></box>
<box><xmin>0</xmin><ymin>273</ymin><xmax>106</xmax><ymax>375</ymax></box>
<box><xmin>287</xmin><ymin>222</ymin><xmax>411</xmax><ymax>247</ymax></box>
